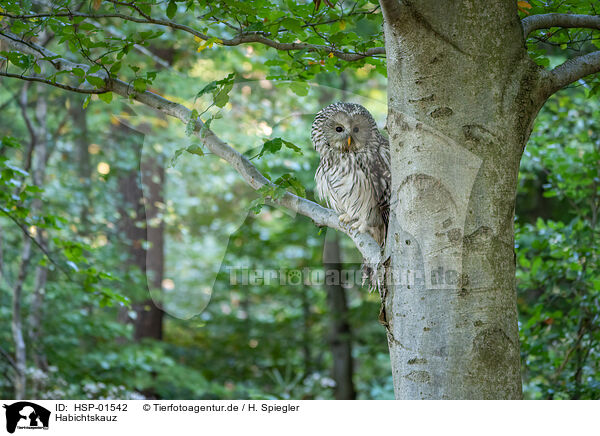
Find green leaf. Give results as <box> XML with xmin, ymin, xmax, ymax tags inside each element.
<box><xmin>98</xmin><ymin>92</ymin><xmax>113</xmax><ymax>104</ymax></box>
<box><xmin>1</xmin><ymin>136</ymin><xmax>21</xmax><ymax>149</ymax></box>
<box><xmin>133</xmin><ymin>78</ymin><xmax>147</xmax><ymax>93</ymax></box>
<box><xmin>71</xmin><ymin>67</ymin><xmax>86</xmax><ymax>77</ymax></box>
<box><xmin>282</xmin><ymin>139</ymin><xmax>303</xmax><ymax>154</ymax></box>
<box><xmin>166</xmin><ymin>1</ymin><xmax>177</xmax><ymax>19</ymax></box>
<box><xmin>185</xmin><ymin>109</ymin><xmax>199</xmax><ymax>137</ymax></box>
<box><xmin>169</xmin><ymin>148</ymin><xmax>186</xmax><ymax>168</ymax></box>
<box><xmin>110</xmin><ymin>62</ymin><xmax>122</xmax><ymax>74</ymax></box>
<box><xmin>256</xmin><ymin>138</ymin><xmax>283</xmax><ymax>158</ymax></box>
<box><xmin>186</xmin><ymin>144</ymin><xmax>204</xmax><ymax>156</ymax></box>
<box><xmin>255</xmin><ymin>137</ymin><xmax>302</xmax><ymax>159</ymax></box>
<box><xmin>281</xmin><ymin>17</ymin><xmax>303</xmax><ymax>33</ymax></box>
<box><xmin>289</xmin><ymin>82</ymin><xmax>309</xmax><ymax>96</ymax></box>
<box><xmin>195</xmin><ymin>73</ymin><xmax>236</xmax><ymax>106</ymax></box>
<box><xmin>249</xmin><ymin>198</ymin><xmax>265</xmax><ymax>214</ymax></box>
<box><xmin>86</xmin><ymin>75</ymin><xmax>106</xmax><ymax>88</ymax></box>
<box><xmin>275</xmin><ymin>174</ymin><xmax>306</xmax><ymax>197</ymax></box>
<box><xmin>78</xmin><ymin>22</ymin><xmax>97</xmax><ymax>32</ymax></box>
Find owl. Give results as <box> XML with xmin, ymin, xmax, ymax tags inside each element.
<box><xmin>312</xmin><ymin>102</ymin><xmax>391</xmax><ymax>247</ymax></box>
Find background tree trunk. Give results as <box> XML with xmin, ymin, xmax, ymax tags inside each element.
<box><xmin>323</xmin><ymin>233</ymin><xmax>356</xmax><ymax>400</ymax></box>
<box><xmin>116</xmin><ymin>122</ymin><xmax>165</xmax><ymax>341</ymax></box>
<box><xmin>138</xmin><ymin>154</ymin><xmax>165</xmax><ymax>341</ymax></box>
<box><xmin>380</xmin><ymin>0</ymin><xmax>540</xmax><ymax>399</ymax></box>
<box><xmin>11</xmin><ymin>238</ymin><xmax>31</xmax><ymax>399</ymax></box>
<box><xmin>28</xmin><ymin>87</ymin><xmax>50</xmax><ymax>395</ymax></box>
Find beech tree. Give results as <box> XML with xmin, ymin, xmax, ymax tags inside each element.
<box><xmin>1</xmin><ymin>0</ymin><xmax>598</xmax><ymax>399</ymax></box>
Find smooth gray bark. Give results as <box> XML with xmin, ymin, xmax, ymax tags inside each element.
<box><xmin>380</xmin><ymin>0</ymin><xmax>544</xmax><ymax>399</ymax></box>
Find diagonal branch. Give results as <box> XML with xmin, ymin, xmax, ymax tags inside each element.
<box><xmin>522</xmin><ymin>13</ymin><xmax>600</xmax><ymax>39</ymax></box>
<box><xmin>0</xmin><ymin>11</ymin><xmax>385</xmax><ymax>61</ymax></box>
<box><xmin>0</xmin><ymin>31</ymin><xmax>383</xmax><ymax>266</ymax></box>
<box><xmin>0</xmin><ymin>72</ymin><xmax>109</xmax><ymax>94</ymax></box>
<box><xmin>538</xmin><ymin>50</ymin><xmax>600</xmax><ymax>99</ymax></box>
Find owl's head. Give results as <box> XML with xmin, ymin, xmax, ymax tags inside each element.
<box><xmin>311</xmin><ymin>102</ymin><xmax>378</xmax><ymax>154</ymax></box>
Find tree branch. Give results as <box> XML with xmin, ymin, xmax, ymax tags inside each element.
<box><xmin>0</xmin><ymin>31</ymin><xmax>383</xmax><ymax>266</ymax></box>
<box><xmin>0</xmin><ymin>11</ymin><xmax>385</xmax><ymax>61</ymax></box>
<box><xmin>522</xmin><ymin>13</ymin><xmax>600</xmax><ymax>39</ymax></box>
<box><xmin>0</xmin><ymin>345</ymin><xmax>17</xmax><ymax>370</ymax></box>
<box><xmin>0</xmin><ymin>72</ymin><xmax>108</xmax><ymax>94</ymax></box>
<box><xmin>538</xmin><ymin>50</ymin><xmax>600</xmax><ymax>99</ymax></box>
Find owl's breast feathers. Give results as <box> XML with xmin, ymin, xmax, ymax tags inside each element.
<box><xmin>315</xmin><ymin>140</ymin><xmax>391</xmax><ymax>245</ymax></box>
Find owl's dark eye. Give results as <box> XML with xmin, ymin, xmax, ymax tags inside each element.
<box><xmin>353</xmin><ymin>127</ymin><xmax>360</xmax><ymax>133</ymax></box>
<box><xmin>335</xmin><ymin>126</ymin><xmax>343</xmax><ymax>133</ymax></box>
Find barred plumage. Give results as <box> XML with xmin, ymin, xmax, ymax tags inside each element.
<box><xmin>312</xmin><ymin>102</ymin><xmax>391</xmax><ymax>247</ymax></box>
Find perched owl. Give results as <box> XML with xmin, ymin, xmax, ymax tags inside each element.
<box><xmin>312</xmin><ymin>102</ymin><xmax>391</xmax><ymax>247</ymax></box>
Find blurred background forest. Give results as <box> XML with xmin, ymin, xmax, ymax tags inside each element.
<box><xmin>0</xmin><ymin>1</ymin><xmax>599</xmax><ymax>401</ymax></box>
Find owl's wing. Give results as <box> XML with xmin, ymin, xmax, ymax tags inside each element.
<box><xmin>373</xmin><ymin>137</ymin><xmax>391</xmax><ymax>228</ymax></box>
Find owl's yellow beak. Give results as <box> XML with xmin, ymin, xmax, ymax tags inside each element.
<box><xmin>347</xmin><ymin>136</ymin><xmax>352</xmax><ymax>148</ymax></box>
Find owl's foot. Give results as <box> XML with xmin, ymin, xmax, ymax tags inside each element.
<box><xmin>350</xmin><ymin>219</ymin><xmax>369</xmax><ymax>234</ymax></box>
<box><xmin>350</xmin><ymin>220</ymin><xmax>381</xmax><ymax>243</ymax></box>
<box><xmin>339</xmin><ymin>213</ymin><xmax>353</xmax><ymax>225</ymax></box>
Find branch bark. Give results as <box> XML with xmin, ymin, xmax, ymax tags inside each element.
<box><xmin>0</xmin><ymin>11</ymin><xmax>385</xmax><ymax>61</ymax></box>
<box><xmin>0</xmin><ymin>72</ymin><xmax>109</xmax><ymax>94</ymax></box>
<box><xmin>522</xmin><ymin>13</ymin><xmax>600</xmax><ymax>39</ymax></box>
<box><xmin>538</xmin><ymin>50</ymin><xmax>600</xmax><ymax>100</ymax></box>
<box><xmin>0</xmin><ymin>31</ymin><xmax>383</xmax><ymax>267</ymax></box>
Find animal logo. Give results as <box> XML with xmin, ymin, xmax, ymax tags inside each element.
<box><xmin>3</xmin><ymin>402</ymin><xmax>50</xmax><ymax>434</ymax></box>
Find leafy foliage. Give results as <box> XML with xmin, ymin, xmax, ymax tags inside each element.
<box><xmin>517</xmin><ymin>88</ymin><xmax>600</xmax><ymax>399</ymax></box>
<box><xmin>524</xmin><ymin>0</ymin><xmax>600</xmax><ymax>94</ymax></box>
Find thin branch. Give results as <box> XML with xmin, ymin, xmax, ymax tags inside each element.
<box><xmin>89</xmin><ymin>21</ymin><xmax>172</xmax><ymax>69</ymax></box>
<box><xmin>522</xmin><ymin>13</ymin><xmax>600</xmax><ymax>39</ymax></box>
<box><xmin>0</xmin><ymin>31</ymin><xmax>383</xmax><ymax>265</ymax></box>
<box><xmin>0</xmin><ymin>72</ymin><xmax>109</xmax><ymax>94</ymax></box>
<box><xmin>539</xmin><ymin>50</ymin><xmax>600</xmax><ymax>99</ymax></box>
<box><xmin>0</xmin><ymin>11</ymin><xmax>385</xmax><ymax>61</ymax></box>
<box><xmin>551</xmin><ymin>317</ymin><xmax>588</xmax><ymax>382</ymax></box>
<box><xmin>0</xmin><ymin>209</ymin><xmax>69</xmax><ymax>277</ymax></box>
<box><xmin>0</xmin><ymin>345</ymin><xmax>17</xmax><ymax>370</ymax></box>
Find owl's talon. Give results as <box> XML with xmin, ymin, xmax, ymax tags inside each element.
<box><xmin>350</xmin><ymin>220</ymin><xmax>369</xmax><ymax>234</ymax></box>
<box><xmin>339</xmin><ymin>213</ymin><xmax>353</xmax><ymax>225</ymax></box>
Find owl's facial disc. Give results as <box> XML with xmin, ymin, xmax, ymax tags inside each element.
<box><xmin>326</xmin><ymin>112</ymin><xmax>371</xmax><ymax>152</ymax></box>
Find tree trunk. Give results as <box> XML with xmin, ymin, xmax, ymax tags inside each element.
<box><xmin>28</xmin><ymin>88</ymin><xmax>50</xmax><ymax>394</ymax></box>
<box><xmin>116</xmin><ymin>122</ymin><xmax>164</xmax><ymax>341</ymax></box>
<box><xmin>381</xmin><ymin>0</ymin><xmax>541</xmax><ymax>399</ymax></box>
<box><xmin>138</xmin><ymin>154</ymin><xmax>165</xmax><ymax>340</ymax></box>
<box><xmin>11</xmin><ymin>238</ymin><xmax>31</xmax><ymax>399</ymax></box>
<box><xmin>70</xmin><ymin>96</ymin><xmax>92</xmax><ymax>229</ymax></box>
<box><xmin>323</xmin><ymin>233</ymin><xmax>356</xmax><ymax>400</ymax></box>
